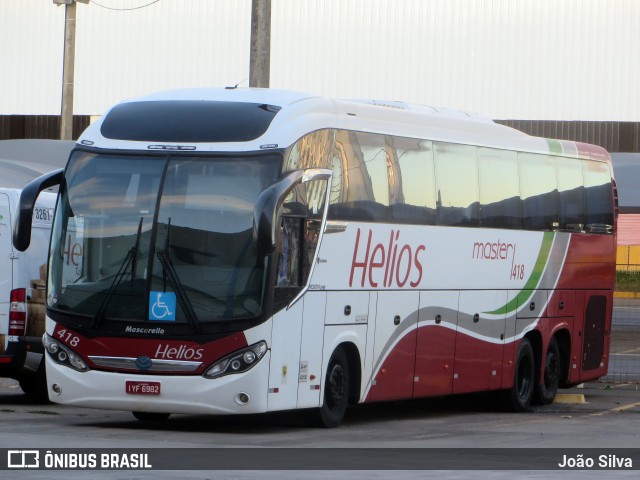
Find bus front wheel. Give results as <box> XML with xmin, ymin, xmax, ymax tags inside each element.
<box><xmin>308</xmin><ymin>348</ymin><xmax>350</xmax><ymax>428</ymax></box>
<box><xmin>18</xmin><ymin>363</ymin><xmax>50</xmax><ymax>404</ymax></box>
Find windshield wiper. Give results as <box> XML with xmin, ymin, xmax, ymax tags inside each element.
<box><xmin>156</xmin><ymin>218</ymin><xmax>201</xmax><ymax>334</ymax></box>
<box><xmin>131</xmin><ymin>216</ymin><xmax>143</xmax><ymax>285</ymax></box>
<box><xmin>93</xmin><ymin>217</ymin><xmax>143</xmax><ymax>328</ymax></box>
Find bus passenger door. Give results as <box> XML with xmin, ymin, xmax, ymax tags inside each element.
<box><xmin>296</xmin><ymin>290</ymin><xmax>328</xmax><ymax>409</ymax></box>
<box><xmin>414</xmin><ymin>291</ymin><xmax>459</xmax><ymax>398</ymax></box>
<box><xmin>453</xmin><ymin>290</ymin><xmax>507</xmax><ymax>394</ymax></box>
<box><xmin>368</xmin><ymin>291</ymin><xmax>418</xmax><ymax>402</ymax></box>
<box><xmin>268</xmin><ymin>170</ymin><xmax>333</xmax><ymax>411</ymax></box>
<box><xmin>268</xmin><ymin>300</ymin><xmax>304</xmax><ymax>412</ymax></box>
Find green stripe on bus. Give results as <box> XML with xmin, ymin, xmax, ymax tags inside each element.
<box><xmin>485</xmin><ymin>231</ymin><xmax>555</xmax><ymax>315</ymax></box>
<box><xmin>546</xmin><ymin>139</ymin><xmax>563</xmax><ymax>155</ymax></box>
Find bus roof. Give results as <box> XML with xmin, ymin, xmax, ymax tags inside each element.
<box><xmin>78</xmin><ymin>87</ymin><xmax>610</xmax><ymax>163</ymax></box>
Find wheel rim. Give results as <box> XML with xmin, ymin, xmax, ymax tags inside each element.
<box><xmin>326</xmin><ymin>363</ymin><xmax>346</xmax><ymax>410</ymax></box>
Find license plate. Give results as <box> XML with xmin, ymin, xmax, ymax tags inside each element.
<box><xmin>126</xmin><ymin>381</ymin><xmax>161</xmax><ymax>395</ymax></box>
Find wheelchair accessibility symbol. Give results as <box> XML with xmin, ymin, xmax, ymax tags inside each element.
<box><xmin>149</xmin><ymin>291</ymin><xmax>177</xmax><ymax>321</ymax></box>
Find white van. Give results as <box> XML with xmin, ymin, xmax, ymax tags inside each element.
<box><xmin>0</xmin><ymin>139</ymin><xmax>72</xmax><ymax>401</ymax></box>
<box><xmin>0</xmin><ymin>189</ymin><xmax>56</xmax><ymax>400</ymax></box>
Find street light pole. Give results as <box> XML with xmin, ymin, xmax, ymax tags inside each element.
<box><xmin>249</xmin><ymin>0</ymin><xmax>271</xmax><ymax>88</ymax></box>
<box><xmin>60</xmin><ymin>0</ymin><xmax>77</xmax><ymax>140</ymax></box>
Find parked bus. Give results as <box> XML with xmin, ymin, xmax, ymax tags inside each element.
<box><xmin>13</xmin><ymin>88</ymin><xmax>616</xmax><ymax>427</ymax></box>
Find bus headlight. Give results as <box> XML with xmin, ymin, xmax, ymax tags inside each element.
<box><xmin>43</xmin><ymin>333</ymin><xmax>89</xmax><ymax>372</ymax></box>
<box><xmin>203</xmin><ymin>341</ymin><xmax>268</xmax><ymax>379</ymax></box>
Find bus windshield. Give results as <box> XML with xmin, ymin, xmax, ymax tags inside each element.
<box><xmin>48</xmin><ymin>151</ymin><xmax>281</xmax><ymax>329</ymax></box>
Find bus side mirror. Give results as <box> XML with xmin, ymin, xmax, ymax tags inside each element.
<box><xmin>13</xmin><ymin>169</ymin><xmax>63</xmax><ymax>252</ymax></box>
<box><xmin>253</xmin><ymin>170</ymin><xmax>304</xmax><ymax>264</ymax></box>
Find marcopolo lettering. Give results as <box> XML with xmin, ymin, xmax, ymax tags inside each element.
<box><xmin>471</xmin><ymin>239</ymin><xmax>526</xmax><ymax>281</ymax></box>
<box><xmin>350</xmin><ymin>228</ymin><xmax>426</xmax><ymax>288</ymax></box>
<box><xmin>471</xmin><ymin>239</ymin><xmax>516</xmax><ymax>261</ymax></box>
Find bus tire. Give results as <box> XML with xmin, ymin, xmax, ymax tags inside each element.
<box><xmin>18</xmin><ymin>376</ymin><xmax>34</xmax><ymax>397</ymax></box>
<box><xmin>503</xmin><ymin>337</ymin><xmax>535</xmax><ymax>412</ymax></box>
<box><xmin>18</xmin><ymin>363</ymin><xmax>50</xmax><ymax>404</ymax></box>
<box><xmin>308</xmin><ymin>348</ymin><xmax>350</xmax><ymax>428</ymax></box>
<box><xmin>132</xmin><ymin>411</ymin><xmax>171</xmax><ymax>422</ymax></box>
<box><xmin>533</xmin><ymin>337</ymin><xmax>560</xmax><ymax>405</ymax></box>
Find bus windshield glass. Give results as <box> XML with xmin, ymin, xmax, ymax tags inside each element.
<box><xmin>48</xmin><ymin>151</ymin><xmax>281</xmax><ymax>328</ymax></box>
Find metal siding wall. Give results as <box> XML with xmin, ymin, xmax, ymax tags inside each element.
<box><xmin>271</xmin><ymin>0</ymin><xmax>640</xmax><ymax>121</ymax></box>
<box><xmin>0</xmin><ymin>1</ymin><xmax>65</xmax><ymax>114</ymax></box>
<box><xmin>496</xmin><ymin>120</ymin><xmax>640</xmax><ymax>153</ymax></box>
<box><xmin>74</xmin><ymin>0</ymin><xmax>251</xmax><ymax>115</ymax></box>
<box><xmin>1</xmin><ymin>1</ymin><xmax>639</xmax><ymax>120</ymax></box>
<box><xmin>0</xmin><ymin>116</ymin><xmax>90</xmax><ymax>140</ymax></box>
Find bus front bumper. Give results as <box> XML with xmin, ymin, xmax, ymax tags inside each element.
<box><xmin>44</xmin><ymin>351</ymin><xmax>271</xmax><ymax>415</ymax></box>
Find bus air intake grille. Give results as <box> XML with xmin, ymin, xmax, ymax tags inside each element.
<box><xmin>88</xmin><ymin>356</ymin><xmax>202</xmax><ymax>372</ymax></box>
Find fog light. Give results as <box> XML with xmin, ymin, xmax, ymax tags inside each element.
<box><xmin>235</xmin><ymin>392</ymin><xmax>250</xmax><ymax>405</ymax></box>
<box><xmin>52</xmin><ymin>384</ymin><xmax>62</xmax><ymax>395</ymax></box>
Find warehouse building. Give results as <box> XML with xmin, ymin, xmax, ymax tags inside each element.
<box><xmin>0</xmin><ymin>0</ymin><xmax>638</xmax><ymax>152</ymax></box>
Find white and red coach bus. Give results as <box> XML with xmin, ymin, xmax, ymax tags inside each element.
<box><xmin>13</xmin><ymin>88</ymin><xmax>616</xmax><ymax>427</ymax></box>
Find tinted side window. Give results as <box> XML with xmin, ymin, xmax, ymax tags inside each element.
<box><xmin>434</xmin><ymin>143</ymin><xmax>479</xmax><ymax>227</ymax></box>
<box><xmin>285</xmin><ymin>129</ymin><xmax>334</xmax><ymax>171</ymax></box>
<box><xmin>478</xmin><ymin>148</ymin><xmax>520</xmax><ymax>229</ymax></box>
<box><xmin>556</xmin><ymin>157</ymin><xmax>585</xmax><ymax>231</ymax></box>
<box><xmin>392</xmin><ymin>137</ymin><xmax>436</xmax><ymax>225</ymax></box>
<box><xmin>328</xmin><ymin>130</ymin><xmax>387</xmax><ymax>222</ymax></box>
<box><xmin>583</xmin><ymin>160</ymin><xmax>613</xmax><ymax>231</ymax></box>
<box><xmin>519</xmin><ymin>153</ymin><xmax>558</xmax><ymax>230</ymax></box>
<box><xmin>354</xmin><ymin>132</ymin><xmax>389</xmax><ymax>221</ymax></box>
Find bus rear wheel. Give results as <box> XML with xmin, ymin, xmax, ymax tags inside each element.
<box><xmin>307</xmin><ymin>348</ymin><xmax>350</xmax><ymax>428</ymax></box>
<box><xmin>132</xmin><ymin>411</ymin><xmax>171</xmax><ymax>422</ymax></box>
<box><xmin>533</xmin><ymin>337</ymin><xmax>560</xmax><ymax>405</ymax></box>
<box><xmin>503</xmin><ymin>337</ymin><xmax>535</xmax><ymax>412</ymax></box>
